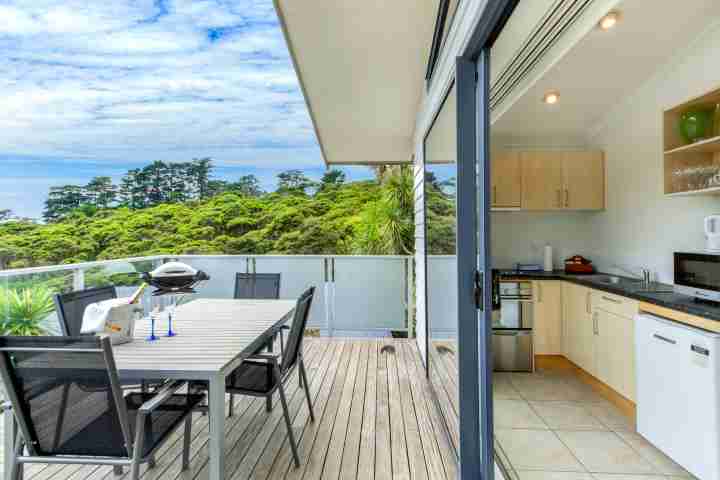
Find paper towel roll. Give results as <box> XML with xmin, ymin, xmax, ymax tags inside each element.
<box><xmin>543</xmin><ymin>245</ymin><xmax>553</xmax><ymax>272</ymax></box>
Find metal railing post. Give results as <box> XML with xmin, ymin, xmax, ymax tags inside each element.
<box><xmin>406</xmin><ymin>257</ymin><xmax>415</xmax><ymax>338</ymax></box>
<box><xmin>72</xmin><ymin>268</ymin><xmax>85</xmax><ymax>292</ymax></box>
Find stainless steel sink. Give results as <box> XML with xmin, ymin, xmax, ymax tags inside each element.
<box><xmin>587</xmin><ymin>274</ymin><xmax>639</xmax><ymax>285</ymax></box>
<box><xmin>584</xmin><ymin>274</ymin><xmax>674</xmax><ymax>293</ymax></box>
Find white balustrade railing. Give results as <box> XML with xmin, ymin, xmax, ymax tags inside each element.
<box><xmin>0</xmin><ymin>255</ymin><xmax>413</xmax><ymax>337</ymax></box>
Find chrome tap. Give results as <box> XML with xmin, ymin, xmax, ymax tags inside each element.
<box><xmin>612</xmin><ymin>264</ymin><xmax>652</xmax><ymax>287</ymax></box>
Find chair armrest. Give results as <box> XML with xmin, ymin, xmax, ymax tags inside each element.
<box><xmin>138</xmin><ymin>380</ymin><xmax>188</xmax><ymax>414</ymax></box>
<box><xmin>248</xmin><ymin>353</ymin><xmax>281</xmax><ymax>363</ymax></box>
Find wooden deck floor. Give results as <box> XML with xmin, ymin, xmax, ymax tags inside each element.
<box><xmin>6</xmin><ymin>339</ymin><xmax>457</xmax><ymax>480</ymax></box>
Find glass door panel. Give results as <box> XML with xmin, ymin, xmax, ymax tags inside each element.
<box><xmin>424</xmin><ymin>85</ymin><xmax>459</xmax><ymax>454</ymax></box>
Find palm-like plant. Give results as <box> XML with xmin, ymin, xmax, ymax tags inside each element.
<box><xmin>354</xmin><ymin>166</ymin><xmax>415</xmax><ymax>255</ymax></box>
<box><xmin>0</xmin><ymin>287</ymin><xmax>55</xmax><ymax>336</ymax></box>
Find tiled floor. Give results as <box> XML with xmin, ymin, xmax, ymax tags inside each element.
<box><xmin>494</xmin><ymin>366</ymin><xmax>695</xmax><ymax>480</ymax></box>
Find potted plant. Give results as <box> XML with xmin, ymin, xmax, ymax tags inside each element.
<box><xmin>0</xmin><ymin>287</ymin><xmax>55</xmax><ymax>336</ymax></box>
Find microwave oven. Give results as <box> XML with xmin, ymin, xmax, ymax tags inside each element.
<box><xmin>675</xmin><ymin>252</ymin><xmax>720</xmax><ymax>302</ymax></box>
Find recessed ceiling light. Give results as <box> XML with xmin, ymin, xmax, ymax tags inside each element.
<box><xmin>598</xmin><ymin>10</ymin><xmax>620</xmax><ymax>30</ymax></box>
<box><xmin>543</xmin><ymin>91</ymin><xmax>560</xmax><ymax>105</ymax></box>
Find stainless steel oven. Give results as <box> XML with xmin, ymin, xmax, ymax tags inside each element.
<box><xmin>493</xmin><ymin>281</ymin><xmax>534</xmax><ymax>372</ymax></box>
<box><xmin>675</xmin><ymin>252</ymin><xmax>720</xmax><ymax>302</ymax></box>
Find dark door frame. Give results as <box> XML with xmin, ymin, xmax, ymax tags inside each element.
<box><xmin>456</xmin><ymin>2</ymin><xmax>518</xmax><ymax>479</ymax></box>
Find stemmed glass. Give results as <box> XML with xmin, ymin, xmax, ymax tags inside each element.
<box><xmin>166</xmin><ymin>294</ymin><xmax>179</xmax><ymax>337</ymax></box>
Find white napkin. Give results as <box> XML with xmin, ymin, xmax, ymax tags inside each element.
<box><xmin>81</xmin><ymin>298</ymin><xmax>132</xmax><ymax>334</ymax></box>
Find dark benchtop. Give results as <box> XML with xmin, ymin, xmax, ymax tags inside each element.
<box><xmin>498</xmin><ymin>269</ymin><xmax>720</xmax><ymax>322</ymax></box>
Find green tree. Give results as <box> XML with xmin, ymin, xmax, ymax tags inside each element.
<box><xmin>319</xmin><ymin>169</ymin><xmax>346</xmax><ymax>191</ymax></box>
<box><xmin>353</xmin><ymin>166</ymin><xmax>414</xmax><ymax>254</ymax></box>
<box><xmin>277</xmin><ymin>170</ymin><xmax>316</xmax><ymax>195</ymax></box>
<box><xmin>85</xmin><ymin>176</ymin><xmax>117</xmax><ymax>209</ymax></box>
<box><xmin>231</xmin><ymin>175</ymin><xmax>263</xmax><ymax>197</ymax></box>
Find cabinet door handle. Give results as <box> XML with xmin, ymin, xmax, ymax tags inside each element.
<box><xmin>556</xmin><ymin>189</ymin><xmax>562</xmax><ymax>207</ymax></box>
<box><xmin>653</xmin><ymin>333</ymin><xmax>676</xmax><ymax>345</ymax></box>
<box><xmin>593</xmin><ymin>312</ymin><xmax>599</xmax><ymax>335</ymax></box>
<box><xmin>493</xmin><ymin>185</ymin><xmax>497</xmax><ymax>204</ymax></box>
<box><xmin>565</xmin><ymin>189</ymin><xmax>569</xmax><ymax>207</ymax></box>
<box><xmin>586</xmin><ymin>291</ymin><xmax>591</xmax><ymax>314</ymax></box>
<box><xmin>601</xmin><ymin>295</ymin><xmax>622</xmax><ymax>304</ymax></box>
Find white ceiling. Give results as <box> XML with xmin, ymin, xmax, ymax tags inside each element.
<box><xmin>492</xmin><ymin>0</ymin><xmax>720</xmax><ymax>142</ymax></box>
<box><xmin>274</xmin><ymin>0</ymin><xmax>438</xmax><ymax>165</ymax></box>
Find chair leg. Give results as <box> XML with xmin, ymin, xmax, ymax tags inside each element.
<box><xmin>182</xmin><ymin>416</ymin><xmax>192</xmax><ymax>471</ymax></box>
<box><xmin>299</xmin><ymin>357</ymin><xmax>315</xmax><ymax>422</ymax></box>
<box><xmin>280</xmin><ymin>329</ymin><xmax>285</xmax><ymax>357</ymax></box>
<box><xmin>277</xmin><ymin>384</ymin><xmax>300</xmax><ymax>468</ymax></box>
<box><xmin>113</xmin><ymin>466</ymin><xmax>124</xmax><ymax>476</ymax></box>
<box><xmin>266</xmin><ymin>393</ymin><xmax>272</xmax><ymax>413</ymax></box>
<box><xmin>10</xmin><ymin>431</ymin><xmax>24</xmax><ymax>480</ymax></box>
<box><xmin>130</xmin><ymin>459</ymin><xmax>141</xmax><ymax>480</ymax></box>
<box><xmin>148</xmin><ymin>455</ymin><xmax>156</xmax><ymax>469</ymax></box>
<box><xmin>228</xmin><ymin>393</ymin><xmax>235</xmax><ymax>417</ymax></box>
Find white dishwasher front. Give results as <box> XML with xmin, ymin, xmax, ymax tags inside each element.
<box><xmin>635</xmin><ymin>312</ymin><xmax>720</xmax><ymax>480</ymax></box>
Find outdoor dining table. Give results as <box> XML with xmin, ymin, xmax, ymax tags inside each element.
<box><xmin>3</xmin><ymin>297</ymin><xmax>296</xmax><ymax>480</ymax></box>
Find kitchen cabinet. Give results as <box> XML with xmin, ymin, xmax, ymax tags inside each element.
<box><xmin>521</xmin><ymin>152</ymin><xmax>564</xmax><ymax>210</ymax></box>
<box><xmin>593</xmin><ymin>308</ymin><xmax>636</xmax><ymax>401</ymax></box>
<box><xmin>533</xmin><ymin>281</ymin><xmax>563</xmax><ymax>355</ymax></box>
<box><xmin>519</xmin><ymin>151</ymin><xmax>605</xmax><ymax>210</ymax></box>
<box><xmin>563</xmin><ymin>151</ymin><xmax>605</xmax><ymax>209</ymax></box>
<box><xmin>491</xmin><ymin>151</ymin><xmax>521</xmax><ymax>208</ymax></box>
<box><xmin>592</xmin><ymin>291</ymin><xmax>638</xmax><ymax>402</ymax></box>
<box><xmin>562</xmin><ymin>282</ymin><xmax>596</xmax><ymax>376</ymax></box>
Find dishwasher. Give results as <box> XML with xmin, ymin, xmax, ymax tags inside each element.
<box><xmin>636</xmin><ymin>312</ymin><xmax>720</xmax><ymax>480</ymax></box>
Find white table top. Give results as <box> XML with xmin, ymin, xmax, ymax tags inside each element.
<box><xmin>113</xmin><ymin>298</ymin><xmax>296</xmax><ymax>379</ymax></box>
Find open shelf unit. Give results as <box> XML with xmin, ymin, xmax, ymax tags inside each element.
<box><xmin>663</xmin><ymin>87</ymin><xmax>720</xmax><ymax>196</ymax></box>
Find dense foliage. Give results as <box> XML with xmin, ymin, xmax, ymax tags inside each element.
<box><xmin>0</xmin><ymin>161</ymin><xmax>456</xmax><ymax>270</ymax></box>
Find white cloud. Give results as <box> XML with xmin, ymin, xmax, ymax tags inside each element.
<box><xmin>0</xmin><ymin>0</ymin><xmax>320</xmax><ymax>168</ymax></box>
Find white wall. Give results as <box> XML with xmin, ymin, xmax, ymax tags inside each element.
<box><xmin>586</xmin><ymin>21</ymin><xmax>720</xmax><ymax>283</ymax></box>
<box><xmin>491</xmin><ymin>211</ymin><xmax>596</xmax><ymax>270</ymax></box>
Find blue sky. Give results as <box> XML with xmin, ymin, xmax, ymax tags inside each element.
<box><xmin>0</xmin><ymin>0</ymin><xmax>371</xmax><ymax>218</ymax></box>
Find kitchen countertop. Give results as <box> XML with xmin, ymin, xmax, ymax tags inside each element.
<box><xmin>498</xmin><ymin>269</ymin><xmax>720</xmax><ymax>322</ymax></box>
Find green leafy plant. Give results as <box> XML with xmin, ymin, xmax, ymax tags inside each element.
<box><xmin>0</xmin><ymin>287</ymin><xmax>55</xmax><ymax>336</ymax></box>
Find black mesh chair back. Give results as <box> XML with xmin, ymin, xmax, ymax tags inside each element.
<box><xmin>280</xmin><ymin>286</ymin><xmax>315</xmax><ymax>374</ymax></box>
<box><xmin>234</xmin><ymin>273</ymin><xmax>281</xmax><ymax>300</ymax></box>
<box><xmin>0</xmin><ymin>336</ymin><xmax>131</xmax><ymax>458</ymax></box>
<box><xmin>54</xmin><ymin>286</ymin><xmax>117</xmax><ymax>336</ymax></box>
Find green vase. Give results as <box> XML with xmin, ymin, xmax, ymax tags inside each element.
<box><xmin>679</xmin><ymin>109</ymin><xmax>714</xmax><ymax>143</ymax></box>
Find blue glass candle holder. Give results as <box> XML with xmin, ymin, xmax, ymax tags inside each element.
<box><xmin>166</xmin><ymin>310</ymin><xmax>176</xmax><ymax>337</ymax></box>
<box><xmin>147</xmin><ymin>313</ymin><xmax>159</xmax><ymax>342</ymax></box>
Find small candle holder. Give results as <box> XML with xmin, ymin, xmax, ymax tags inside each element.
<box><xmin>147</xmin><ymin>310</ymin><xmax>159</xmax><ymax>342</ymax></box>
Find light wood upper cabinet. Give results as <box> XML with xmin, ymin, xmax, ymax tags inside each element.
<box><xmin>521</xmin><ymin>152</ymin><xmax>564</xmax><ymax>210</ymax></box>
<box><xmin>491</xmin><ymin>152</ymin><xmax>521</xmax><ymax>208</ymax></box>
<box><xmin>533</xmin><ymin>281</ymin><xmax>563</xmax><ymax>355</ymax></box>
<box><xmin>563</xmin><ymin>151</ymin><xmax>605</xmax><ymax>209</ymax></box>
<box><xmin>515</xmin><ymin>150</ymin><xmax>605</xmax><ymax>211</ymax></box>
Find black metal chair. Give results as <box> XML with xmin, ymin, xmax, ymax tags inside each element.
<box><xmin>54</xmin><ymin>286</ymin><xmax>117</xmax><ymax>336</ymax></box>
<box><xmin>229</xmin><ymin>273</ymin><xmax>286</xmax><ymax>416</ymax></box>
<box><xmin>54</xmin><ymin>286</ymin><xmax>162</xmax><ymax>393</ymax></box>
<box><xmin>0</xmin><ymin>336</ymin><xmax>204</xmax><ymax>480</ymax></box>
<box><xmin>225</xmin><ymin>286</ymin><xmax>316</xmax><ymax>468</ymax></box>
